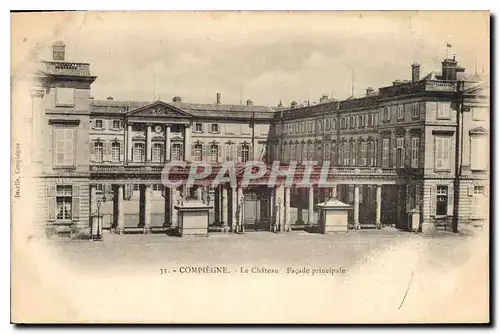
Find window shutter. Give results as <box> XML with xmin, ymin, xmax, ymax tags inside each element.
<box><xmin>47</xmin><ymin>185</ymin><xmax>56</xmax><ymax>221</ymax></box>
<box><xmin>447</xmin><ymin>184</ymin><xmax>454</xmax><ymax>216</ymax></box>
<box><xmin>89</xmin><ymin>141</ymin><xmax>95</xmax><ymax>162</ymax></box>
<box><xmin>391</xmin><ymin>137</ymin><xmax>397</xmax><ymax>168</ymax></box>
<box><xmin>430</xmin><ymin>185</ymin><xmax>437</xmax><ymax>216</ymax></box>
<box><xmin>72</xmin><ymin>185</ymin><xmax>80</xmax><ymax>220</ymax></box>
<box><xmin>119</xmin><ymin>141</ymin><xmax>125</xmax><ymax>162</ymax></box>
<box><xmin>468</xmin><ymin>184</ymin><xmax>474</xmax><ymax>196</ymax></box>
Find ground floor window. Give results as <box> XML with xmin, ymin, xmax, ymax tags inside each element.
<box><xmin>56</xmin><ymin>185</ymin><xmax>72</xmax><ymax>220</ymax></box>
<box><xmin>436</xmin><ymin>185</ymin><xmax>448</xmax><ymax>216</ymax></box>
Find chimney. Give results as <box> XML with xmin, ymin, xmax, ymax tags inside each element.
<box><xmin>441</xmin><ymin>56</ymin><xmax>463</xmax><ymax>81</ymax></box>
<box><xmin>106</xmin><ymin>96</ymin><xmax>114</xmax><ymax>100</ymax></box>
<box><xmin>290</xmin><ymin>101</ymin><xmax>297</xmax><ymax>108</ymax></box>
<box><xmin>246</xmin><ymin>99</ymin><xmax>253</xmax><ymax>106</ymax></box>
<box><xmin>216</xmin><ymin>93</ymin><xmax>221</xmax><ymax>104</ymax></box>
<box><xmin>411</xmin><ymin>62</ymin><xmax>421</xmax><ymax>82</ymax></box>
<box><xmin>52</xmin><ymin>41</ymin><xmax>66</xmax><ymax>61</ymax></box>
<box><xmin>319</xmin><ymin>94</ymin><xmax>329</xmax><ymax>103</ymax></box>
<box><xmin>278</xmin><ymin>100</ymin><xmax>283</xmax><ymax>108</ymax></box>
<box><xmin>365</xmin><ymin>87</ymin><xmax>374</xmax><ymax>96</ymax></box>
<box><xmin>172</xmin><ymin>96</ymin><xmax>182</xmax><ymax>103</ymax></box>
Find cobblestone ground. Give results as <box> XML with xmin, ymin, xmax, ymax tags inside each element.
<box><xmin>45</xmin><ymin>228</ymin><xmax>482</xmax><ymax>274</ymax></box>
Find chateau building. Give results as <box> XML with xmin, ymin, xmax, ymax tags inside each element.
<box><xmin>31</xmin><ymin>41</ymin><xmax>489</xmax><ymax>237</ymax></box>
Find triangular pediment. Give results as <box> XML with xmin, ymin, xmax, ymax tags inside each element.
<box><xmin>470</xmin><ymin>126</ymin><xmax>488</xmax><ymax>135</ymax></box>
<box><xmin>127</xmin><ymin>101</ymin><xmax>192</xmax><ymax>118</ymax></box>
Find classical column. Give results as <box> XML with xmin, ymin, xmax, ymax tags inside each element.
<box><xmin>214</xmin><ymin>186</ymin><xmax>221</xmax><ymax>224</ymax></box>
<box><xmin>375</xmin><ymin>185</ymin><xmax>382</xmax><ymax>227</ymax></box>
<box><xmin>308</xmin><ymin>187</ymin><xmax>314</xmax><ymax>225</ymax></box>
<box><xmin>143</xmin><ymin>184</ymin><xmax>152</xmax><ymax>233</ymax></box>
<box><xmin>196</xmin><ymin>187</ymin><xmax>203</xmax><ymax>201</ymax></box>
<box><xmin>284</xmin><ymin>186</ymin><xmax>291</xmax><ymax>232</ymax></box>
<box><xmin>269</xmin><ymin>188</ymin><xmax>275</xmax><ymax>231</ymax></box>
<box><xmin>230</xmin><ymin>186</ymin><xmax>237</xmax><ymax>232</ymax></box>
<box><xmin>354</xmin><ymin>185</ymin><xmax>360</xmax><ymax>229</ymax></box>
<box><xmin>127</xmin><ymin>124</ymin><xmax>133</xmax><ymax>161</ymax></box>
<box><xmin>184</xmin><ymin>123</ymin><xmax>191</xmax><ymax>161</ymax></box>
<box><xmin>237</xmin><ymin>186</ymin><xmax>244</xmax><ymax>232</ymax></box>
<box><xmin>117</xmin><ymin>185</ymin><xmax>124</xmax><ymax>234</ymax></box>
<box><xmin>90</xmin><ymin>184</ymin><xmax>97</xmax><ymax>217</ymax></box>
<box><xmin>165</xmin><ymin>124</ymin><xmax>171</xmax><ymax>162</ymax></box>
<box><xmin>170</xmin><ymin>187</ymin><xmax>178</xmax><ymax>228</ymax></box>
<box><xmin>221</xmin><ymin>185</ymin><xmax>229</xmax><ymax>232</ymax></box>
<box><xmin>164</xmin><ymin>187</ymin><xmax>170</xmax><ymax>227</ymax></box>
<box><xmin>146</xmin><ymin>124</ymin><xmax>152</xmax><ymax>161</ymax></box>
<box><xmin>275</xmin><ymin>185</ymin><xmax>285</xmax><ymax>232</ymax></box>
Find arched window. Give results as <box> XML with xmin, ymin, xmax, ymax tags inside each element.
<box><xmin>331</xmin><ymin>141</ymin><xmax>337</xmax><ymax>166</ymax></box>
<box><xmin>350</xmin><ymin>141</ymin><xmax>356</xmax><ymax>166</ymax></box>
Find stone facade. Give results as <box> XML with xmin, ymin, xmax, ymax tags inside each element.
<box><xmin>33</xmin><ymin>42</ymin><xmax>489</xmax><ymax>237</ymax></box>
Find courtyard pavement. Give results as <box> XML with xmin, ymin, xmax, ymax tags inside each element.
<box><xmin>46</xmin><ymin>228</ymin><xmax>482</xmax><ymax>275</ymax></box>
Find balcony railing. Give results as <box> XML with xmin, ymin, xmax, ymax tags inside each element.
<box><xmin>40</xmin><ymin>61</ymin><xmax>91</xmax><ymax>76</ymax></box>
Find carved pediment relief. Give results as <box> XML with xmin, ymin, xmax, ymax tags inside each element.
<box><xmin>128</xmin><ymin>101</ymin><xmax>192</xmax><ymax>118</ymax></box>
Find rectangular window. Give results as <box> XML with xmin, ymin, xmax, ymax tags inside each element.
<box><xmin>225</xmin><ymin>144</ymin><xmax>234</xmax><ymax>162</ymax></box>
<box><xmin>133</xmin><ymin>184</ymin><xmax>140</xmax><ymax>191</ymax></box>
<box><xmin>112</xmin><ymin>120</ymin><xmax>121</xmax><ymax>130</ymax></box>
<box><xmin>470</xmin><ymin>136</ymin><xmax>488</xmax><ymax>170</ymax></box>
<box><xmin>152</xmin><ymin>143</ymin><xmax>163</xmax><ymax>162</ymax></box>
<box><xmin>472</xmin><ymin>108</ymin><xmax>488</xmax><ymax>121</ymax></box>
<box><xmin>307</xmin><ymin>122</ymin><xmax>313</xmax><ymax>133</ymax></box>
<box><xmin>211</xmin><ymin>123</ymin><xmax>220</xmax><ymax>133</ymax></box>
<box><xmin>193</xmin><ymin>144</ymin><xmax>203</xmax><ymax>161</ymax></box>
<box><xmin>383</xmin><ymin>107</ymin><xmax>390</xmax><ymax>122</ymax></box>
<box><xmin>398</xmin><ymin>105</ymin><xmax>404</xmax><ymax>120</ymax></box>
<box><xmin>171</xmin><ymin>143</ymin><xmax>182</xmax><ymax>161</ymax></box>
<box><xmin>411</xmin><ymin>137</ymin><xmax>419</xmax><ymax>168</ymax></box>
<box><xmin>111</xmin><ymin>142</ymin><xmax>121</xmax><ymax>162</ymax></box>
<box><xmin>437</xmin><ymin>102</ymin><xmax>451</xmax><ymax>119</ymax></box>
<box><xmin>474</xmin><ymin>185</ymin><xmax>485</xmax><ymax>195</ymax></box>
<box><xmin>415</xmin><ymin>185</ymin><xmax>422</xmax><ymax>210</ymax></box>
<box><xmin>152</xmin><ymin>184</ymin><xmax>163</xmax><ymax>191</ymax></box>
<box><xmin>133</xmin><ymin>143</ymin><xmax>145</xmax><ymax>162</ymax></box>
<box><xmin>54</xmin><ymin>127</ymin><xmax>75</xmax><ymax>167</ymax></box>
<box><xmin>301</xmin><ymin>122</ymin><xmax>306</xmax><ymax>133</ymax></box>
<box><xmin>412</xmin><ymin>103</ymin><xmax>420</xmax><ymax>119</ymax></box>
<box><xmin>396</xmin><ymin>137</ymin><xmax>405</xmax><ymax>168</ymax></box>
<box><xmin>361</xmin><ymin>141</ymin><xmax>367</xmax><ymax>166</ymax></box>
<box><xmin>55</xmin><ymin>87</ymin><xmax>75</xmax><ymax>107</ymax></box>
<box><xmin>95</xmin><ymin>184</ymin><xmax>103</xmax><ymax>192</ymax></box>
<box><xmin>435</xmin><ymin>136</ymin><xmax>451</xmax><ymax>171</ymax></box>
<box><xmin>56</xmin><ymin>185</ymin><xmax>72</xmax><ymax>220</ymax></box>
<box><xmin>325</xmin><ymin>119</ymin><xmax>331</xmax><ymax>131</ymax></box>
<box><xmin>382</xmin><ymin>138</ymin><xmax>390</xmax><ymax>168</ymax></box>
<box><xmin>367</xmin><ymin>114</ymin><xmax>373</xmax><ymax>127</ymax></box>
<box><xmin>209</xmin><ymin>143</ymin><xmax>219</xmax><ymax>162</ymax></box>
<box><xmin>436</xmin><ymin>185</ymin><xmax>448</xmax><ymax>216</ymax></box>
<box><xmin>94</xmin><ymin>119</ymin><xmax>103</xmax><ymax>130</ymax></box>
<box><xmin>240</xmin><ymin>144</ymin><xmax>250</xmax><ymax>163</ymax></box>
<box><xmin>195</xmin><ymin>123</ymin><xmax>203</xmax><ymax>132</ymax></box>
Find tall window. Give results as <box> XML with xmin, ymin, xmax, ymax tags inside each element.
<box><xmin>290</xmin><ymin>143</ymin><xmax>296</xmax><ymax>161</ymax></box>
<box><xmin>225</xmin><ymin>144</ymin><xmax>234</xmax><ymax>162</ymax></box>
<box><xmin>411</xmin><ymin>137</ymin><xmax>419</xmax><ymax>168</ymax></box>
<box><xmin>437</xmin><ymin>102</ymin><xmax>451</xmax><ymax>119</ymax></box>
<box><xmin>296</xmin><ymin>143</ymin><xmax>302</xmax><ymax>162</ymax></box>
<box><xmin>343</xmin><ymin>143</ymin><xmax>349</xmax><ymax>166</ymax></box>
<box><xmin>209</xmin><ymin>143</ymin><xmax>219</xmax><ymax>162</ymax></box>
<box><xmin>171</xmin><ymin>143</ymin><xmax>182</xmax><ymax>161</ymax></box>
<box><xmin>360</xmin><ymin>141</ymin><xmax>367</xmax><ymax>166</ymax></box>
<box><xmin>112</xmin><ymin>120</ymin><xmax>121</xmax><ymax>130</ymax></box>
<box><xmin>193</xmin><ymin>143</ymin><xmax>203</xmax><ymax>161</ymax></box>
<box><xmin>56</xmin><ymin>185</ymin><xmax>72</xmax><ymax>220</ymax></box>
<box><xmin>412</xmin><ymin>103</ymin><xmax>420</xmax><ymax>118</ymax></box>
<box><xmin>350</xmin><ymin>141</ymin><xmax>356</xmax><ymax>166</ymax></box>
<box><xmin>470</xmin><ymin>135</ymin><xmax>488</xmax><ymax>170</ymax></box>
<box><xmin>367</xmin><ymin>114</ymin><xmax>373</xmax><ymax>127</ymax></box>
<box><xmin>383</xmin><ymin>107</ymin><xmax>391</xmax><ymax>122</ymax></box>
<box><xmin>331</xmin><ymin>142</ymin><xmax>337</xmax><ymax>166</ymax></box>
<box><xmin>396</xmin><ymin>137</ymin><xmax>405</xmax><ymax>168</ymax></box>
<box><xmin>397</xmin><ymin>105</ymin><xmax>404</xmax><ymax>120</ymax></box>
<box><xmin>94</xmin><ymin>141</ymin><xmax>104</xmax><ymax>163</ymax></box>
<box><xmin>382</xmin><ymin>138</ymin><xmax>390</xmax><ymax>168</ymax></box>
<box><xmin>435</xmin><ymin>136</ymin><xmax>451</xmax><ymax>170</ymax></box>
<box><xmin>324</xmin><ymin>143</ymin><xmax>330</xmax><ymax>162</ymax></box>
<box><xmin>240</xmin><ymin>144</ymin><xmax>250</xmax><ymax>163</ymax></box>
<box><xmin>54</xmin><ymin>127</ymin><xmax>75</xmax><ymax>167</ymax></box>
<box><xmin>471</xmin><ymin>185</ymin><xmax>487</xmax><ymax>218</ymax></box>
<box><xmin>111</xmin><ymin>142</ymin><xmax>121</xmax><ymax>162</ymax></box>
<box><xmin>152</xmin><ymin>143</ymin><xmax>163</xmax><ymax>162</ymax></box>
<box><xmin>133</xmin><ymin>142</ymin><xmax>145</xmax><ymax>162</ymax></box>
<box><xmin>436</xmin><ymin>185</ymin><xmax>448</xmax><ymax>216</ymax></box>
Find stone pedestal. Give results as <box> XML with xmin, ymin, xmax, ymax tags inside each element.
<box><xmin>174</xmin><ymin>199</ymin><xmax>213</xmax><ymax>237</ymax></box>
<box><xmin>316</xmin><ymin>198</ymin><xmax>351</xmax><ymax>233</ymax></box>
<box><xmin>407</xmin><ymin>209</ymin><xmax>420</xmax><ymax>232</ymax></box>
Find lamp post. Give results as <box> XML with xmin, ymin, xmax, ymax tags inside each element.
<box><xmin>93</xmin><ymin>194</ymin><xmax>106</xmax><ymax>241</ymax></box>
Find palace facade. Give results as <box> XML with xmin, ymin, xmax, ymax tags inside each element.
<box><xmin>30</xmin><ymin>41</ymin><xmax>489</xmax><ymax>237</ymax></box>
